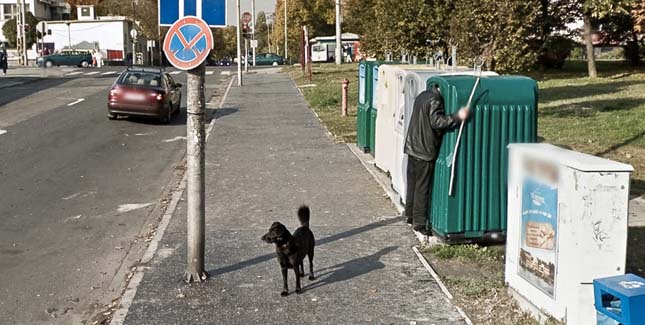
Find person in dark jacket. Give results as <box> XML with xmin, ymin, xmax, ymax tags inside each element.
<box><xmin>0</xmin><ymin>44</ymin><xmax>8</xmax><ymax>75</ymax></box>
<box><xmin>404</xmin><ymin>84</ymin><xmax>469</xmax><ymax>235</ymax></box>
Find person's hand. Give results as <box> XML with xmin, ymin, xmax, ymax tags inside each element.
<box><xmin>457</xmin><ymin>108</ymin><xmax>470</xmax><ymax>121</ymax></box>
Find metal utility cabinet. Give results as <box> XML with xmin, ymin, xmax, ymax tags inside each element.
<box><xmin>505</xmin><ymin>143</ymin><xmax>633</xmax><ymax>324</ymax></box>
<box><xmin>428</xmin><ymin>75</ymin><xmax>538</xmax><ymax>242</ymax></box>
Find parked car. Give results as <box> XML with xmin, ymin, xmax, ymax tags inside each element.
<box><xmin>217</xmin><ymin>57</ymin><xmax>231</xmax><ymax>66</ymax></box>
<box><xmin>37</xmin><ymin>50</ymin><xmax>93</xmax><ymax>68</ymax></box>
<box><xmin>107</xmin><ymin>67</ymin><xmax>182</xmax><ymax>123</ymax></box>
<box><xmin>251</xmin><ymin>53</ymin><xmax>285</xmax><ymax>66</ymax></box>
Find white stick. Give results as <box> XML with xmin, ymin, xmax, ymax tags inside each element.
<box><xmin>448</xmin><ymin>77</ymin><xmax>480</xmax><ymax>196</ymax></box>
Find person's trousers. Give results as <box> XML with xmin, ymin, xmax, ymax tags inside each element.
<box><xmin>404</xmin><ymin>156</ymin><xmax>435</xmax><ymax>228</ymax></box>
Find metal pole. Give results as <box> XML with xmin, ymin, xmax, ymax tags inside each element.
<box><xmin>244</xmin><ymin>38</ymin><xmax>248</xmax><ymax>72</ymax></box>
<box><xmin>284</xmin><ymin>0</ymin><xmax>287</xmax><ymax>60</ymax></box>
<box><xmin>252</xmin><ymin>0</ymin><xmax>256</xmax><ymax>66</ymax></box>
<box><xmin>21</xmin><ymin>0</ymin><xmax>27</xmax><ymax>65</ymax></box>
<box><xmin>452</xmin><ymin>45</ymin><xmax>457</xmax><ymax>72</ymax></box>
<box><xmin>183</xmin><ymin>62</ymin><xmax>208</xmax><ymax>283</ymax></box>
<box><xmin>236</xmin><ymin>0</ymin><xmax>243</xmax><ymax>86</ymax></box>
<box><xmin>67</xmin><ymin>22</ymin><xmax>72</xmax><ymax>49</ymax></box>
<box><xmin>334</xmin><ymin>0</ymin><xmax>341</xmax><ymax>65</ymax></box>
<box><xmin>16</xmin><ymin>0</ymin><xmax>22</xmax><ymax>65</ymax></box>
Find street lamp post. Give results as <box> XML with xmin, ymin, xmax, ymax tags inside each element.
<box><xmin>236</xmin><ymin>0</ymin><xmax>243</xmax><ymax>86</ymax></box>
<box><xmin>335</xmin><ymin>0</ymin><xmax>341</xmax><ymax>65</ymax></box>
<box><xmin>284</xmin><ymin>0</ymin><xmax>287</xmax><ymax>61</ymax></box>
<box><xmin>252</xmin><ymin>0</ymin><xmax>256</xmax><ymax>66</ymax></box>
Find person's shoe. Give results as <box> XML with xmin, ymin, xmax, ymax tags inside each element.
<box><xmin>413</xmin><ymin>225</ymin><xmax>432</xmax><ymax>236</ymax></box>
<box><xmin>406</xmin><ymin>217</ymin><xmax>413</xmax><ymax>225</ymax></box>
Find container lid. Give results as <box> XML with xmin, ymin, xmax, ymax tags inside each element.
<box><xmin>509</xmin><ymin>143</ymin><xmax>634</xmax><ymax>172</ymax></box>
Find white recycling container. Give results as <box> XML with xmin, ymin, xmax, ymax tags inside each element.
<box><xmin>391</xmin><ymin>70</ymin><xmax>498</xmax><ymax>204</ymax></box>
<box><xmin>373</xmin><ymin>65</ymin><xmax>434</xmax><ymax>175</ymax></box>
<box><xmin>505</xmin><ymin>143</ymin><xmax>633</xmax><ymax>324</ymax></box>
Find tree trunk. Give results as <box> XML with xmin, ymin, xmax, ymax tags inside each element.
<box><xmin>184</xmin><ymin>63</ymin><xmax>208</xmax><ymax>283</ymax></box>
<box><xmin>583</xmin><ymin>13</ymin><xmax>597</xmax><ymax>78</ymax></box>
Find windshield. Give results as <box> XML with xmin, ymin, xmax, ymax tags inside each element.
<box><xmin>118</xmin><ymin>72</ymin><xmax>162</xmax><ymax>87</ymax></box>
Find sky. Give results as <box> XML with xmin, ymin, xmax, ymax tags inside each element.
<box><xmin>226</xmin><ymin>0</ymin><xmax>277</xmax><ymax>26</ymax></box>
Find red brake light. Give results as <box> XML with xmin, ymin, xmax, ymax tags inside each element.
<box><xmin>149</xmin><ymin>91</ymin><xmax>164</xmax><ymax>101</ymax></box>
<box><xmin>110</xmin><ymin>87</ymin><xmax>122</xmax><ymax>97</ymax></box>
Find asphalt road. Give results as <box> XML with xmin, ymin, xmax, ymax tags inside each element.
<box><xmin>0</xmin><ymin>66</ymin><xmax>227</xmax><ymax>324</ymax></box>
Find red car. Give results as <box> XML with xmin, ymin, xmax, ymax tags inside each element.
<box><xmin>107</xmin><ymin>68</ymin><xmax>182</xmax><ymax>123</ymax></box>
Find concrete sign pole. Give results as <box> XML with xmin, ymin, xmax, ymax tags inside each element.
<box><xmin>21</xmin><ymin>0</ymin><xmax>27</xmax><ymax>65</ymax></box>
<box><xmin>252</xmin><ymin>0</ymin><xmax>256</xmax><ymax>67</ymax></box>
<box><xmin>236</xmin><ymin>0</ymin><xmax>243</xmax><ymax>86</ymax></box>
<box><xmin>334</xmin><ymin>0</ymin><xmax>341</xmax><ymax>65</ymax></box>
<box><xmin>184</xmin><ymin>62</ymin><xmax>208</xmax><ymax>283</ymax></box>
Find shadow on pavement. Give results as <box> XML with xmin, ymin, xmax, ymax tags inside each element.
<box><xmin>0</xmin><ymin>77</ymin><xmax>72</xmax><ymax>107</ymax></box>
<box><xmin>208</xmin><ymin>216</ymin><xmax>402</xmax><ymax>277</ymax></box>
<box><xmin>303</xmin><ymin>246</ymin><xmax>398</xmax><ymax>292</ymax></box>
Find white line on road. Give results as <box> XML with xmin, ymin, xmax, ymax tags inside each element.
<box><xmin>102</xmin><ymin>71</ymin><xmax>118</xmax><ymax>75</ymax></box>
<box><xmin>85</xmin><ymin>71</ymin><xmax>100</xmax><ymax>76</ymax></box>
<box><xmin>0</xmin><ymin>130</ymin><xmax>6</xmax><ymax>136</ymax></box>
<box><xmin>117</xmin><ymin>203</ymin><xmax>153</xmax><ymax>214</ymax></box>
<box><xmin>162</xmin><ymin>136</ymin><xmax>186</xmax><ymax>143</ymax></box>
<box><xmin>221</xmin><ymin>71</ymin><xmax>232</xmax><ymax>75</ymax></box>
<box><xmin>169</xmin><ymin>71</ymin><xmax>182</xmax><ymax>75</ymax></box>
<box><xmin>66</xmin><ymin>71</ymin><xmax>84</xmax><ymax>76</ymax></box>
<box><xmin>67</xmin><ymin>98</ymin><xmax>86</xmax><ymax>106</ymax></box>
<box><xmin>205</xmin><ymin>71</ymin><xmax>214</xmax><ymax>75</ymax></box>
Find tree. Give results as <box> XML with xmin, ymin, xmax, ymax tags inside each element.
<box><xmin>2</xmin><ymin>11</ymin><xmax>40</xmax><ymax>48</ymax></box>
<box><xmin>580</xmin><ymin>0</ymin><xmax>633</xmax><ymax>77</ymax></box>
<box><xmin>254</xmin><ymin>11</ymin><xmax>269</xmax><ymax>53</ymax></box>
<box><xmin>361</xmin><ymin>0</ymin><xmax>452</xmax><ymax>60</ymax></box>
<box><xmin>96</xmin><ymin>0</ymin><xmax>158</xmax><ymax>39</ymax></box>
<box><xmin>211</xmin><ymin>26</ymin><xmax>237</xmax><ymax>58</ymax></box>
<box><xmin>450</xmin><ymin>0</ymin><xmax>542</xmax><ymax>73</ymax></box>
<box><xmin>343</xmin><ymin>0</ymin><xmax>376</xmax><ymax>36</ymax></box>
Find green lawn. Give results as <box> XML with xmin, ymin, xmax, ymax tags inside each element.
<box><xmin>288</xmin><ymin>60</ymin><xmax>645</xmax><ymax>195</ymax></box>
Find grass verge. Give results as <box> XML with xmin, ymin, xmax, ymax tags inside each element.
<box><xmin>422</xmin><ymin>245</ymin><xmax>560</xmax><ymax>325</ymax></box>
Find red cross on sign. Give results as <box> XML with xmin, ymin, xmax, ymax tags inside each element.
<box><xmin>163</xmin><ymin>16</ymin><xmax>214</xmax><ymax>71</ymax></box>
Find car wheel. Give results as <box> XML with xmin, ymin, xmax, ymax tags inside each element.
<box><xmin>45</xmin><ymin>60</ymin><xmax>54</xmax><ymax>68</ymax></box>
<box><xmin>80</xmin><ymin>60</ymin><xmax>89</xmax><ymax>68</ymax></box>
<box><xmin>272</xmin><ymin>62</ymin><xmax>279</xmax><ymax>66</ymax></box>
<box><xmin>107</xmin><ymin>113</ymin><xmax>117</xmax><ymax>120</ymax></box>
<box><xmin>160</xmin><ymin>108</ymin><xmax>172</xmax><ymax>124</ymax></box>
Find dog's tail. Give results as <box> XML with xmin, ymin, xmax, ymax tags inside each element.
<box><xmin>297</xmin><ymin>205</ymin><xmax>310</xmax><ymax>227</ymax></box>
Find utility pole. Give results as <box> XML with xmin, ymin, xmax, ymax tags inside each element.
<box><xmin>267</xmin><ymin>14</ymin><xmax>271</xmax><ymax>53</ymax></box>
<box><xmin>21</xmin><ymin>0</ymin><xmax>27</xmax><ymax>65</ymax></box>
<box><xmin>66</xmin><ymin>22</ymin><xmax>72</xmax><ymax>49</ymax></box>
<box><xmin>334</xmin><ymin>0</ymin><xmax>341</xmax><ymax>65</ymax></box>
<box><xmin>252</xmin><ymin>0</ymin><xmax>256</xmax><ymax>66</ymax></box>
<box><xmin>284</xmin><ymin>0</ymin><xmax>287</xmax><ymax>60</ymax></box>
<box><xmin>236</xmin><ymin>0</ymin><xmax>243</xmax><ymax>86</ymax></box>
<box><xmin>184</xmin><ymin>61</ymin><xmax>208</xmax><ymax>283</ymax></box>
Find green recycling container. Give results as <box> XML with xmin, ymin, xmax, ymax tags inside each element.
<box><xmin>356</xmin><ymin>62</ymin><xmax>371</xmax><ymax>152</ymax></box>
<box><xmin>356</xmin><ymin>60</ymin><xmax>387</xmax><ymax>153</ymax></box>
<box><xmin>426</xmin><ymin>75</ymin><xmax>538</xmax><ymax>243</ymax></box>
<box><xmin>368</xmin><ymin>63</ymin><xmax>380</xmax><ymax>155</ymax></box>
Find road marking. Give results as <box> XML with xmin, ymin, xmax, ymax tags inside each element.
<box><xmin>162</xmin><ymin>136</ymin><xmax>186</xmax><ymax>143</ymax></box>
<box><xmin>221</xmin><ymin>71</ymin><xmax>232</xmax><ymax>75</ymax></box>
<box><xmin>67</xmin><ymin>98</ymin><xmax>86</xmax><ymax>106</ymax></box>
<box><xmin>169</xmin><ymin>71</ymin><xmax>182</xmax><ymax>75</ymax></box>
<box><xmin>102</xmin><ymin>71</ymin><xmax>118</xmax><ymax>75</ymax></box>
<box><xmin>135</xmin><ymin>132</ymin><xmax>153</xmax><ymax>136</ymax></box>
<box><xmin>62</xmin><ymin>192</ymin><xmax>82</xmax><ymax>200</ymax></box>
<box><xmin>85</xmin><ymin>71</ymin><xmax>100</xmax><ymax>76</ymax></box>
<box><xmin>0</xmin><ymin>130</ymin><xmax>6</xmax><ymax>136</ymax></box>
<box><xmin>117</xmin><ymin>203</ymin><xmax>153</xmax><ymax>214</ymax></box>
<box><xmin>66</xmin><ymin>71</ymin><xmax>84</xmax><ymax>76</ymax></box>
<box><xmin>205</xmin><ymin>71</ymin><xmax>214</xmax><ymax>75</ymax></box>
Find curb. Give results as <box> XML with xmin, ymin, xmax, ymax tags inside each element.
<box><xmin>109</xmin><ymin>76</ymin><xmax>235</xmax><ymax>325</ymax></box>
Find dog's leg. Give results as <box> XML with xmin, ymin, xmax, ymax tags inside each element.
<box><xmin>308</xmin><ymin>251</ymin><xmax>315</xmax><ymax>280</ymax></box>
<box><xmin>299</xmin><ymin>262</ymin><xmax>305</xmax><ymax>278</ymax></box>
<box><xmin>294</xmin><ymin>268</ymin><xmax>302</xmax><ymax>294</ymax></box>
<box><xmin>281</xmin><ymin>268</ymin><xmax>289</xmax><ymax>297</ymax></box>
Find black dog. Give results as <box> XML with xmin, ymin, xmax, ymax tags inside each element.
<box><xmin>261</xmin><ymin>205</ymin><xmax>316</xmax><ymax>296</ymax></box>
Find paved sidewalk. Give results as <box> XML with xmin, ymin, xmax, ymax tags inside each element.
<box><xmin>120</xmin><ymin>72</ymin><xmax>464</xmax><ymax>324</ymax></box>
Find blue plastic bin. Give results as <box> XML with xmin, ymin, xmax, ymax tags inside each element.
<box><xmin>594</xmin><ymin>273</ymin><xmax>645</xmax><ymax>325</ymax></box>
